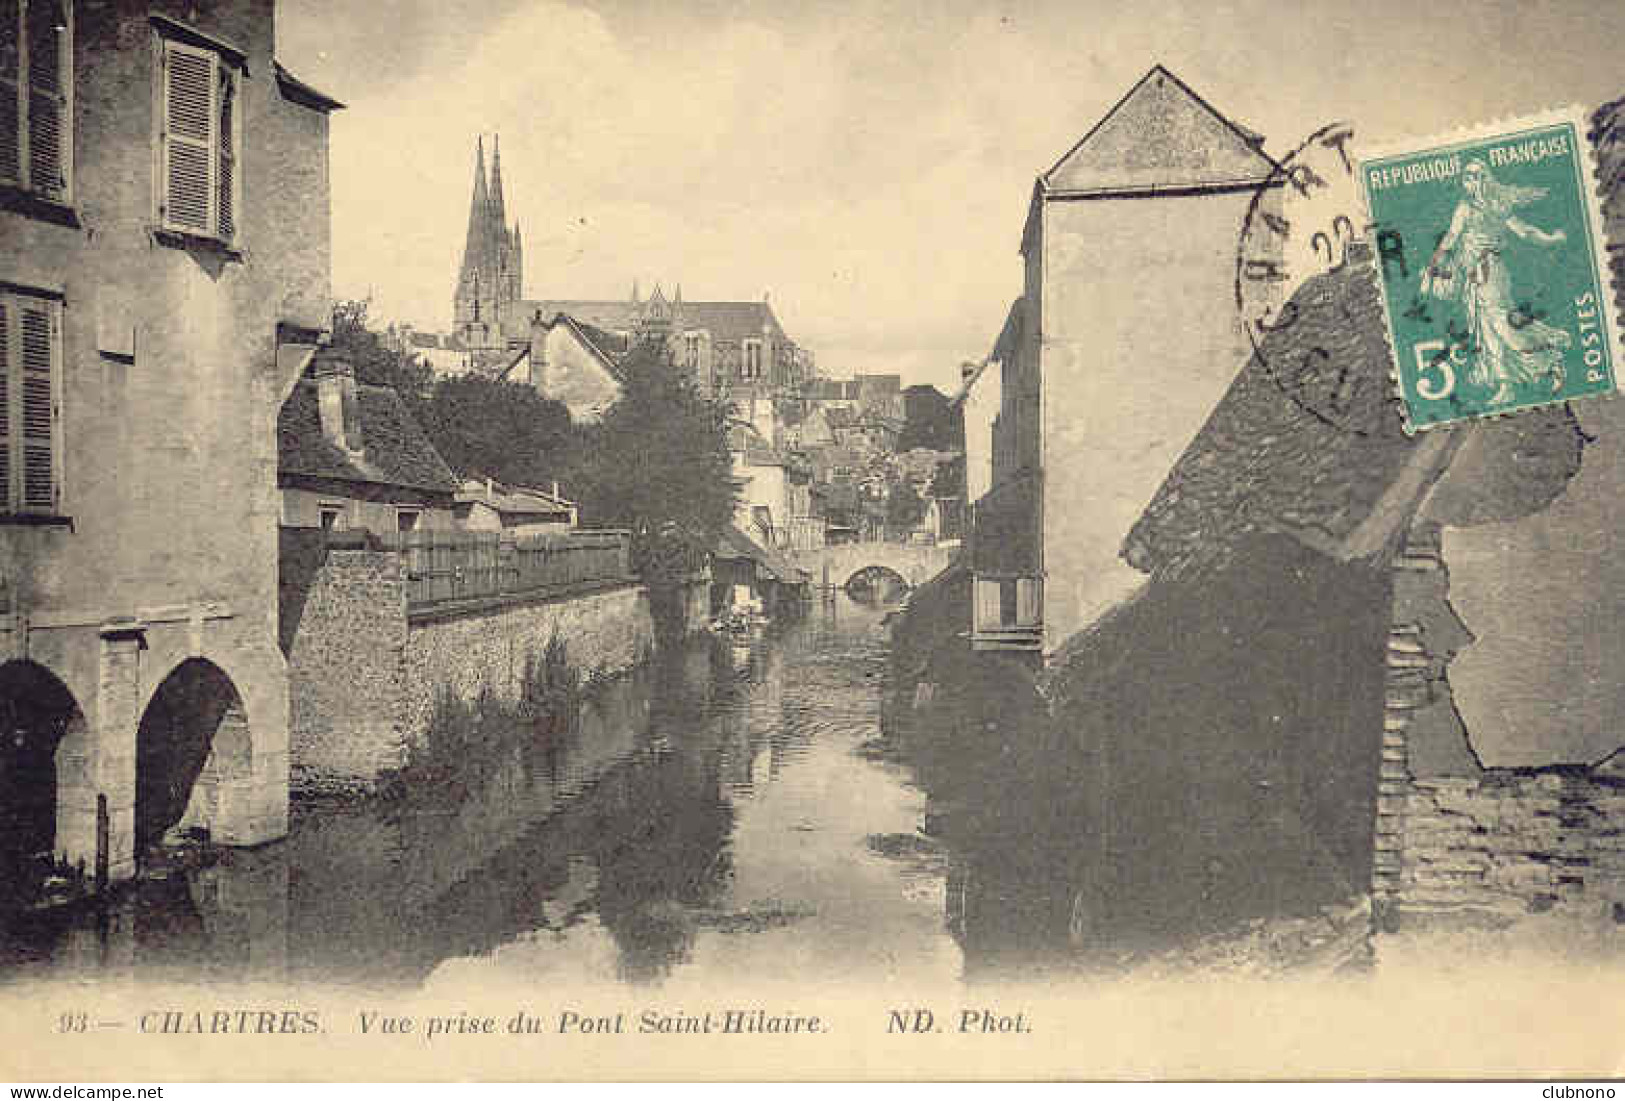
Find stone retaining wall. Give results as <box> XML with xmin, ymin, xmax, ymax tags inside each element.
<box><xmin>402</xmin><ymin>582</ymin><xmax>655</xmax><ymax>746</ymax></box>
<box><xmin>285</xmin><ymin>545</ymin><xmax>410</xmax><ymax>793</ymax></box>
<box><xmin>282</xmin><ymin>535</ymin><xmax>701</xmax><ymax>793</ymax></box>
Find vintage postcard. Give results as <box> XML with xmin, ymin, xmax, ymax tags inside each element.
<box><xmin>1</xmin><ymin>0</ymin><xmax>1624</xmax><ymax>1085</ymax></box>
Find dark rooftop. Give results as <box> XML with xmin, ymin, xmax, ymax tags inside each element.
<box><xmin>278</xmin><ymin>381</ymin><xmax>458</xmax><ymax>494</ymax></box>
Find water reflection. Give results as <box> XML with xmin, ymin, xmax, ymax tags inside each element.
<box><xmin>0</xmin><ymin>598</ymin><xmax>963</xmax><ymax>991</ymax></box>
<box><xmin>0</xmin><ymin>584</ymin><xmax>1376</xmax><ymax>995</ymax></box>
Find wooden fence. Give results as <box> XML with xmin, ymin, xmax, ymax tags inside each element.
<box><xmin>379</xmin><ymin>529</ymin><xmax>634</xmax><ymax>609</ymax></box>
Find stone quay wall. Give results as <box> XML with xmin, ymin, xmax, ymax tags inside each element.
<box><xmin>282</xmin><ymin>534</ymin><xmax>695</xmax><ymax>793</ymax></box>
<box><xmin>402</xmin><ymin>583</ymin><xmax>655</xmax><ymax>745</ymax></box>
<box><xmin>285</xmin><ymin>544</ymin><xmax>411</xmax><ymax>794</ymax></box>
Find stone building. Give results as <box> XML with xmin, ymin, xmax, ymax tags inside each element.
<box><xmin>968</xmin><ymin>65</ymin><xmax>1281</xmax><ymax>653</ymax></box>
<box><xmin>0</xmin><ymin>0</ymin><xmax>340</xmax><ymax>886</ymax></box>
<box><xmin>498</xmin><ymin>311</ymin><xmax>626</xmax><ymax>422</ymax></box>
<box><xmin>514</xmin><ymin>284</ymin><xmax>813</xmax><ymax>402</ymax></box>
<box><xmin>453</xmin><ymin>477</ymin><xmax>575</xmax><ymax>536</ymax></box>
<box><xmin>451</xmin><ymin>135</ymin><xmax>522</xmax><ymax>368</ymax></box>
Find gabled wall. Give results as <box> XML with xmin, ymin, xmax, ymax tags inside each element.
<box><xmin>1038</xmin><ymin>186</ymin><xmax>1277</xmax><ymax>647</ymax></box>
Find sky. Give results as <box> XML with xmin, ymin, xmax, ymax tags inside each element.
<box><xmin>276</xmin><ymin>0</ymin><xmax>1625</xmax><ymax>393</ymax></box>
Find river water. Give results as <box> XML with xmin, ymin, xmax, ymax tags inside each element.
<box><xmin>0</xmin><ymin>597</ymin><xmax>990</xmax><ymax>992</ymax></box>
<box><xmin>0</xmin><ymin>592</ymin><xmax>1389</xmax><ymax>998</ymax></box>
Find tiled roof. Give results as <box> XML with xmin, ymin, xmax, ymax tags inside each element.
<box><xmin>278</xmin><ymin>381</ymin><xmax>458</xmax><ymax>494</ymax></box>
<box><xmin>571</xmin><ymin>318</ymin><xmax>631</xmax><ymax>363</ymax></box>
<box><xmin>712</xmin><ymin>524</ymin><xmax>805</xmax><ymax>582</ymax></box>
<box><xmin>1121</xmin><ymin>255</ymin><xmax>1419</xmax><ymax>579</ymax></box>
<box><xmin>1041</xmin><ymin>65</ymin><xmax>1278</xmax><ymax>194</ymax></box>
<box><xmin>455</xmin><ymin>478</ymin><xmax>574</xmax><ymax>516</ymax></box>
<box><xmin>495</xmin><ymin>313</ymin><xmax>626</xmax><ymax>386</ymax></box>
<box><xmin>1122</xmin><ymin>249</ymin><xmax>1591</xmax><ymax>581</ymax></box>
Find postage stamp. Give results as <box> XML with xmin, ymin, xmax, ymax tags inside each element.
<box><xmin>1360</xmin><ymin>106</ymin><xmax>1621</xmax><ymax>432</ymax></box>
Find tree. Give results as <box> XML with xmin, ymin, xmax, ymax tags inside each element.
<box><xmin>330</xmin><ymin>299</ymin><xmax>434</xmax><ymax>400</ymax></box>
<box><xmin>415</xmin><ymin>375</ymin><xmax>576</xmax><ymax>487</ymax></box>
<box><xmin>885</xmin><ymin>479</ymin><xmax>927</xmax><ymax>539</ymax></box>
<box><xmin>562</xmin><ymin>338</ymin><xmax>736</xmax><ymax>579</ymax></box>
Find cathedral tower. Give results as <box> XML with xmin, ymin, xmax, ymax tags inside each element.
<box><xmin>454</xmin><ymin>135</ymin><xmax>523</xmax><ymax>359</ymax></box>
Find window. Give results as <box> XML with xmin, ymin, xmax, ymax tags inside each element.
<box><xmin>0</xmin><ymin>290</ymin><xmax>62</xmax><ymax>515</ymax></box>
<box><xmin>742</xmin><ymin>339</ymin><xmax>762</xmax><ymax>381</ymax></box>
<box><xmin>318</xmin><ymin>504</ymin><xmax>344</xmax><ymax>531</ymax></box>
<box><xmin>684</xmin><ymin>333</ymin><xmax>700</xmax><ymax>371</ymax></box>
<box><xmin>1</xmin><ymin>0</ymin><xmax>72</xmax><ymax>202</ymax></box>
<box><xmin>396</xmin><ymin>508</ymin><xmax>420</xmax><ymax>533</ymax></box>
<box><xmin>156</xmin><ymin>31</ymin><xmax>240</xmax><ymax>242</ymax></box>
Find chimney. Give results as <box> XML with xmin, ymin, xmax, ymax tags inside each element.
<box><xmin>314</xmin><ymin>352</ymin><xmax>364</xmax><ymax>458</ymax></box>
<box><xmin>529</xmin><ymin>312</ymin><xmax>550</xmax><ymax>391</ymax></box>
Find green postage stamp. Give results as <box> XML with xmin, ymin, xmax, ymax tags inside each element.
<box><xmin>1361</xmin><ymin>107</ymin><xmax>1621</xmax><ymax>431</ymax></box>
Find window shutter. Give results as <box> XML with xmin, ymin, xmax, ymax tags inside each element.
<box><xmin>0</xmin><ymin>0</ymin><xmax>20</xmax><ymax>186</ymax></box>
<box><xmin>0</xmin><ymin>299</ymin><xmax>11</xmax><ymax>511</ymax></box>
<box><xmin>24</xmin><ymin>0</ymin><xmax>66</xmax><ymax>199</ymax></box>
<box><xmin>161</xmin><ymin>39</ymin><xmax>215</xmax><ymax>234</ymax></box>
<box><xmin>17</xmin><ymin>300</ymin><xmax>53</xmax><ymax>511</ymax></box>
<box><xmin>216</xmin><ymin>64</ymin><xmax>234</xmax><ymax>240</ymax></box>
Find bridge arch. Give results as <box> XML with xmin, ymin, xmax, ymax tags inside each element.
<box><xmin>0</xmin><ymin>659</ymin><xmax>89</xmax><ymax>900</ymax></box>
<box><xmin>844</xmin><ymin>564</ymin><xmax>911</xmax><ymax>603</ymax></box>
<box><xmin>136</xmin><ymin>657</ymin><xmax>253</xmax><ymax>855</ymax></box>
<box><xmin>789</xmin><ymin>541</ymin><xmax>956</xmax><ymax>594</ymax></box>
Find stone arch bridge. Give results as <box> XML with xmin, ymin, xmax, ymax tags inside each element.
<box><xmin>788</xmin><ymin>541</ymin><xmax>955</xmax><ymax>592</ymax></box>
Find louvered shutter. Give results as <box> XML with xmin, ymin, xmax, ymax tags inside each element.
<box><xmin>17</xmin><ymin>299</ymin><xmax>54</xmax><ymax>512</ymax></box>
<box><xmin>24</xmin><ymin>0</ymin><xmax>67</xmax><ymax>200</ymax></box>
<box><xmin>0</xmin><ymin>299</ymin><xmax>11</xmax><ymax>511</ymax></box>
<box><xmin>0</xmin><ymin>0</ymin><xmax>20</xmax><ymax>186</ymax></box>
<box><xmin>161</xmin><ymin>39</ymin><xmax>216</xmax><ymax>235</ymax></box>
<box><xmin>216</xmin><ymin>64</ymin><xmax>234</xmax><ymax>240</ymax></box>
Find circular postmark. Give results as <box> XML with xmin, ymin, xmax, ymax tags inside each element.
<box><xmin>1234</xmin><ymin>122</ymin><xmax>1383</xmax><ymax>436</ymax></box>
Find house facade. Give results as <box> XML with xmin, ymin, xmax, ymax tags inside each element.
<box><xmin>0</xmin><ymin>0</ymin><xmax>339</xmax><ymax>885</ymax></box>
<box><xmin>970</xmin><ymin>65</ymin><xmax>1282</xmax><ymax>653</ymax></box>
<box><xmin>500</xmin><ymin>310</ymin><xmax>625</xmax><ymax>422</ymax></box>
<box><xmin>454</xmin><ymin>477</ymin><xmax>576</xmax><ymax>536</ymax></box>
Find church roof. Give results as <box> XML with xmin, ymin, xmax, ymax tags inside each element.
<box><xmin>506</xmin><ymin>297</ymin><xmax>790</xmax><ymax>344</ymax></box>
<box><xmin>1041</xmin><ymin>65</ymin><xmax>1280</xmax><ymax>196</ymax></box>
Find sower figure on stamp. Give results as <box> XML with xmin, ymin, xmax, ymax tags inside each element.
<box><xmin>1421</xmin><ymin>159</ymin><xmax>1572</xmax><ymax>404</ymax></box>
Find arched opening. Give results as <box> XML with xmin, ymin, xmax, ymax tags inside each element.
<box><xmin>136</xmin><ymin>659</ymin><xmax>251</xmax><ymax>857</ymax></box>
<box><xmin>844</xmin><ymin>565</ymin><xmax>909</xmax><ymax>605</ymax></box>
<box><xmin>0</xmin><ymin>661</ymin><xmax>86</xmax><ymax>905</ymax></box>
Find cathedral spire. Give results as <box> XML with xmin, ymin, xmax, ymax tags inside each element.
<box><xmin>489</xmin><ymin>133</ymin><xmax>507</xmax><ymax>228</ymax></box>
<box><xmin>458</xmin><ymin>136</ymin><xmax>490</xmax><ymax>291</ymax></box>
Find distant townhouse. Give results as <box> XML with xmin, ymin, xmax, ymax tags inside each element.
<box><xmin>0</xmin><ymin>0</ymin><xmax>341</xmax><ymax>885</ymax></box>
<box><xmin>454</xmin><ymin>477</ymin><xmax>576</xmax><ymax>536</ymax></box>
<box><xmin>513</xmin><ymin>284</ymin><xmax>814</xmax><ymax>403</ymax></box>
<box><xmin>499</xmin><ymin>311</ymin><xmax>626</xmax><ymax>423</ymax></box>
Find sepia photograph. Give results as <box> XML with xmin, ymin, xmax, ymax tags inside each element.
<box><xmin>0</xmin><ymin>0</ymin><xmax>1623</xmax><ymax>1084</ymax></box>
